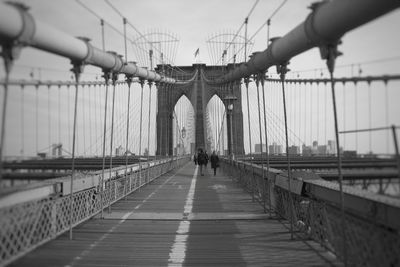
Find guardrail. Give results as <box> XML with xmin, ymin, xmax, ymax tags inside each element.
<box><xmin>221</xmin><ymin>158</ymin><xmax>400</xmax><ymax>266</ymax></box>
<box><xmin>0</xmin><ymin>156</ymin><xmax>189</xmax><ymax>266</ymax></box>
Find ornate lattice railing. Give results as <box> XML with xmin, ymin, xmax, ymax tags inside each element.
<box><xmin>0</xmin><ymin>156</ymin><xmax>189</xmax><ymax>266</ymax></box>
<box><xmin>221</xmin><ymin>159</ymin><xmax>400</xmax><ymax>266</ymax></box>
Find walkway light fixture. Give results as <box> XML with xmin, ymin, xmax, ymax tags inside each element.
<box><xmin>224</xmin><ymin>94</ymin><xmax>237</xmax><ymax>158</ymax></box>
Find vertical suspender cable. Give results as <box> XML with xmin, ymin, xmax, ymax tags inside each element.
<box><xmin>277</xmin><ymin>62</ymin><xmax>294</xmax><ymax>240</ymax></box>
<box><xmin>244</xmin><ymin>78</ymin><xmax>255</xmax><ymax>202</ymax></box>
<box><xmin>108</xmin><ymin>74</ymin><xmax>117</xmax><ymax>212</ymax></box>
<box><xmin>36</xmin><ymin>86</ymin><xmax>39</xmax><ymax>153</ymax></box>
<box><xmin>88</xmin><ymin>85</ymin><xmax>92</xmax><ymax>155</ymax></box>
<box><xmin>325</xmin><ymin>45</ymin><xmax>347</xmax><ymax>266</ymax></box>
<box><xmin>48</xmin><ymin>87</ymin><xmax>51</xmax><ymax>155</ymax></box>
<box><xmin>100</xmin><ymin>71</ymin><xmax>110</xmax><ymax>219</ymax></box>
<box><xmin>81</xmin><ymin>85</ymin><xmax>86</xmax><ymax>155</ymax></box>
<box><xmin>99</xmin><ymin>19</ymin><xmax>107</xmax><ymax>218</ymax></box>
<box><xmin>147</xmin><ymin>49</ymin><xmax>154</xmax><ymax>180</ymax></box>
<box><xmin>355</xmin><ymin>84</ymin><xmax>358</xmax><ymax>152</ymax></box>
<box><xmin>58</xmin><ymin>87</ymin><xmax>61</xmax><ymax>151</ymax></box>
<box><xmin>0</xmin><ymin>56</ymin><xmax>11</xmax><ymax>182</ymax></box>
<box><xmin>385</xmin><ymin>82</ymin><xmax>389</xmax><ymax>154</ymax></box>
<box><xmin>368</xmin><ymin>82</ymin><xmax>372</xmax><ymax>153</ymax></box>
<box><xmin>124</xmin><ymin>75</ymin><xmax>133</xmax><ymax>198</ymax></box>
<box><xmin>159</xmin><ymin>87</ymin><xmax>164</xmax><ymax>156</ymax></box>
<box><xmin>255</xmin><ymin>75</ymin><xmax>266</xmax><ymax>213</ymax></box>
<box><xmin>147</xmin><ymin>82</ymin><xmax>152</xmax><ymax>182</ymax></box>
<box><xmin>138</xmin><ymin>79</ymin><xmax>145</xmax><ymax>186</ymax></box>
<box><xmin>67</xmin><ymin>86</ymin><xmax>71</xmax><ymax>151</ymax></box>
<box><xmin>342</xmin><ymin>84</ymin><xmax>345</xmax><ymax>149</ymax></box>
<box><xmin>20</xmin><ymin>87</ymin><xmax>24</xmax><ymax>157</ymax></box>
<box><xmin>69</xmin><ymin>62</ymin><xmax>83</xmax><ymax>240</ymax></box>
<box><xmin>330</xmin><ymin>70</ymin><xmax>348</xmax><ymax>265</ymax></box>
<box><xmin>261</xmin><ymin>76</ymin><xmax>272</xmax><ymax>216</ymax></box>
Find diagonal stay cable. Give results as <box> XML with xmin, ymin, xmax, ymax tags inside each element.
<box><xmin>214</xmin><ymin>0</ymin><xmax>260</xmax><ymax>66</ymax></box>
<box><xmin>104</xmin><ymin>0</ymin><xmax>190</xmax><ymax>75</ymax></box>
<box><xmin>225</xmin><ymin>0</ymin><xmax>288</xmax><ymax>64</ymax></box>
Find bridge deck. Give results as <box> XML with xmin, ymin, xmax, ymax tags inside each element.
<box><xmin>11</xmin><ymin>163</ymin><xmax>341</xmax><ymax>266</ymax></box>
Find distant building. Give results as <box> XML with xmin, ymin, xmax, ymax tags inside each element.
<box><xmin>288</xmin><ymin>145</ymin><xmax>300</xmax><ymax>155</ymax></box>
<box><xmin>302</xmin><ymin>144</ymin><xmax>312</xmax><ymax>156</ymax></box>
<box><xmin>343</xmin><ymin>150</ymin><xmax>357</xmax><ymax>158</ymax></box>
<box><xmin>317</xmin><ymin>145</ymin><xmax>327</xmax><ymax>155</ymax></box>
<box><xmin>269</xmin><ymin>142</ymin><xmax>282</xmax><ymax>155</ymax></box>
<box><xmin>311</xmin><ymin>141</ymin><xmax>318</xmax><ymax>155</ymax></box>
<box><xmin>255</xmin><ymin>144</ymin><xmax>267</xmax><ymax>154</ymax></box>
<box><xmin>327</xmin><ymin>140</ymin><xmax>336</xmax><ymax>155</ymax></box>
<box><xmin>115</xmin><ymin>145</ymin><xmax>124</xmax><ymax>156</ymax></box>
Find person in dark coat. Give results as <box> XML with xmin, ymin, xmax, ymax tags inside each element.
<box><xmin>210</xmin><ymin>150</ymin><xmax>220</xmax><ymax>176</ymax></box>
<box><xmin>204</xmin><ymin>150</ymin><xmax>209</xmax><ymax>167</ymax></box>
<box><xmin>197</xmin><ymin>148</ymin><xmax>206</xmax><ymax>176</ymax></box>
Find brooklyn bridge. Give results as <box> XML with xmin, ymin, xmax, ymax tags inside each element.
<box><xmin>1</xmin><ymin>0</ymin><xmax>400</xmax><ymax>266</ymax></box>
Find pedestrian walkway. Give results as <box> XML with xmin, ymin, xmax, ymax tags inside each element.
<box><xmin>10</xmin><ymin>162</ymin><xmax>341</xmax><ymax>266</ymax></box>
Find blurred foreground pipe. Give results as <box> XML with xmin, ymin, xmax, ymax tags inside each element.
<box><xmin>216</xmin><ymin>0</ymin><xmax>400</xmax><ymax>83</ymax></box>
<box><xmin>0</xmin><ymin>2</ymin><xmax>178</xmax><ymax>84</ymax></box>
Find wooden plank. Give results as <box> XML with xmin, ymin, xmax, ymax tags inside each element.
<box><xmin>11</xmin><ymin>163</ymin><xmax>341</xmax><ymax>266</ymax></box>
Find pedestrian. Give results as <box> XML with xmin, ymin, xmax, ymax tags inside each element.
<box><xmin>210</xmin><ymin>150</ymin><xmax>220</xmax><ymax>176</ymax></box>
<box><xmin>197</xmin><ymin>148</ymin><xmax>206</xmax><ymax>176</ymax></box>
<box><xmin>204</xmin><ymin>150</ymin><xmax>209</xmax><ymax>167</ymax></box>
<box><xmin>193</xmin><ymin>154</ymin><xmax>197</xmax><ymax>165</ymax></box>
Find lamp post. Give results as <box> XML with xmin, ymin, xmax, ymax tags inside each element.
<box><xmin>181</xmin><ymin>126</ymin><xmax>186</xmax><ymax>155</ymax></box>
<box><xmin>224</xmin><ymin>94</ymin><xmax>237</xmax><ymax>159</ymax></box>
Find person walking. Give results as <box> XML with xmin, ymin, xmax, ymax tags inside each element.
<box><xmin>204</xmin><ymin>150</ymin><xmax>209</xmax><ymax>168</ymax></box>
<box><xmin>197</xmin><ymin>148</ymin><xmax>206</xmax><ymax>176</ymax></box>
<box><xmin>210</xmin><ymin>150</ymin><xmax>220</xmax><ymax>176</ymax></box>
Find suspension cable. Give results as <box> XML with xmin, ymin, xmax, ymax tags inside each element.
<box><xmin>255</xmin><ymin>74</ymin><xmax>266</xmax><ymax>212</ymax></box>
<box><xmin>69</xmin><ymin>61</ymin><xmax>83</xmax><ymax>240</ymax></box>
<box><xmin>260</xmin><ymin>75</ymin><xmax>272</xmax><ymax>216</ymax></box>
<box><xmin>107</xmin><ymin>73</ymin><xmax>117</xmax><ymax>212</ymax></box>
<box><xmin>277</xmin><ymin>62</ymin><xmax>294</xmax><ymax>240</ymax></box>
<box><xmin>138</xmin><ymin>79</ymin><xmax>145</xmax><ymax>183</ymax></box>
<box><xmin>100</xmin><ymin>70</ymin><xmax>110</xmax><ymax>219</ymax></box>
<box><xmin>147</xmin><ymin>81</ymin><xmax>153</xmax><ymax>181</ymax></box>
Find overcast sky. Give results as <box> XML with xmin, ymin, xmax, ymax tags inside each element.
<box><xmin>1</xmin><ymin>0</ymin><xmax>400</xmax><ymax>157</ymax></box>
<box><xmin>4</xmin><ymin>0</ymin><xmax>400</xmax><ymax>79</ymax></box>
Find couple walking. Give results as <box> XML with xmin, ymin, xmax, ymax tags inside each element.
<box><xmin>195</xmin><ymin>149</ymin><xmax>219</xmax><ymax>176</ymax></box>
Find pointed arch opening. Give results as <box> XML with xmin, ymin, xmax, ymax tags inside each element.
<box><xmin>206</xmin><ymin>94</ymin><xmax>227</xmax><ymax>156</ymax></box>
<box><xmin>173</xmin><ymin>95</ymin><xmax>195</xmax><ymax>155</ymax></box>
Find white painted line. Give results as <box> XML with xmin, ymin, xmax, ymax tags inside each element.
<box><xmin>65</xmin><ymin>168</ymin><xmax>183</xmax><ymax>267</ymax></box>
<box><xmin>168</xmin><ymin>166</ymin><xmax>198</xmax><ymax>267</ymax></box>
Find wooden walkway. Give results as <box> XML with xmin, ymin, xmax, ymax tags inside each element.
<box><xmin>11</xmin><ymin>163</ymin><xmax>341</xmax><ymax>266</ymax></box>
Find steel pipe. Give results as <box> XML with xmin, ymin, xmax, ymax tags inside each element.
<box><xmin>0</xmin><ymin>2</ymin><xmax>179</xmax><ymax>84</ymax></box>
<box><xmin>216</xmin><ymin>0</ymin><xmax>400</xmax><ymax>83</ymax></box>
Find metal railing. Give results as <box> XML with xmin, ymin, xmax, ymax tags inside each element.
<box><xmin>221</xmin><ymin>159</ymin><xmax>400</xmax><ymax>266</ymax></box>
<box><xmin>0</xmin><ymin>156</ymin><xmax>189</xmax><ymax>266</ymax></box>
